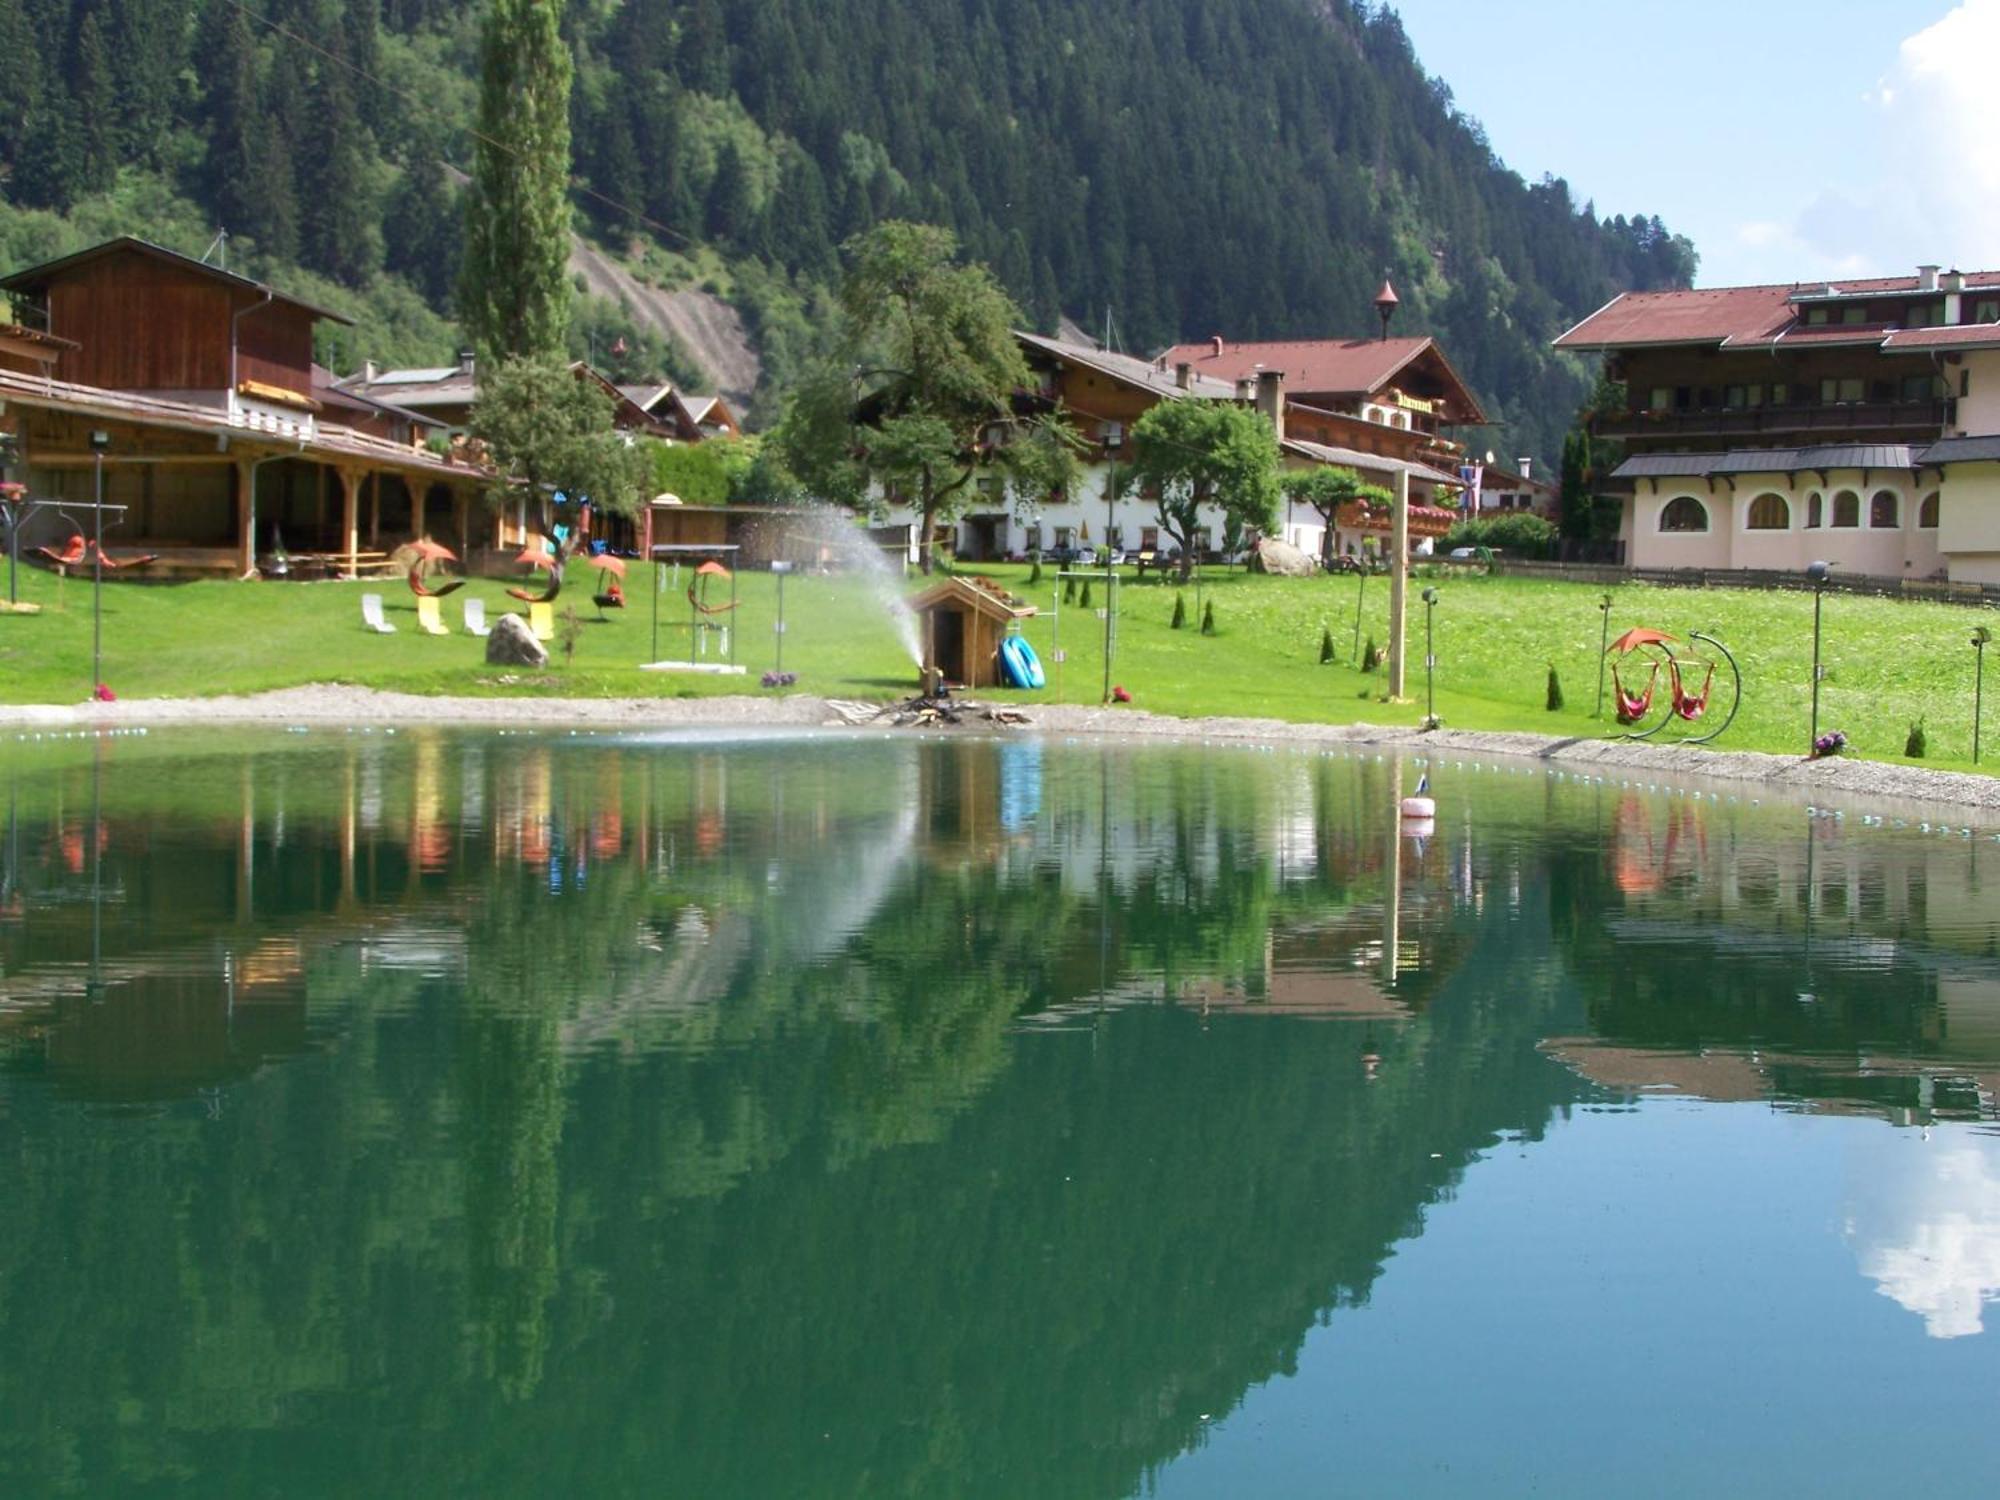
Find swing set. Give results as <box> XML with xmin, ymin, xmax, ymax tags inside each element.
<box><xmin>1605</xmin><ymin>626</ymin><xmax>1741</xmax><ymax>744</ymax></box>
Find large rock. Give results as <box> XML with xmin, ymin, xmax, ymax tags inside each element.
<box><xmin>1252</xmin><ymin>537</ymin><xmax>1319</xmax><ymax>577</ymax></box>
<box><xmin>486</xmin><ymin>611</ymin><xmax>549</xmax><ymax>667</ymax></box>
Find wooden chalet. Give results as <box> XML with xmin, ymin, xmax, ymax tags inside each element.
<box><xmin>618</xmin><ymin>383</ymin><xmax>744</xmax><ymax>442</ymax></box>
<box><xmin>909</xmin><ymin>574</ymin><xmax>1036</xmax><ymax>689</ymax></box>
<box><xmin>0</xmin><ymin>237</ymin><xmax>482</xmax><ymax>577</ymax></box>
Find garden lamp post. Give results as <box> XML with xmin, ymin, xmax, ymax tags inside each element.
<box><xmin>1975</xmin><ymin>625</ymin><xmax>1991</xmax><ymax>765</ymax></box>
<box><xmin>1352</xmin><ymin>566</ymin><xmax>1367</xmax><ymax>664</ymax></box>
<box><xmin>770</xmin><ymin>560</ymin><xmax>794</xmax><ymax>673</ymax></box>
<box><xmin>1594</xmin><ymin>593</ymin><xmax>1613</xmax><ymax>718</ymax></box>
<box><xmin>1420</xmin><ymin>586</ymin><xmax>1439</xmax><ymax>728</ymax></box>
<box><xmin>90</xmin><ymin>429</ymin><xmax>109</xmax><ymax>696</ymax></box>
<box><xmin>1806</xmin><ymin>560</ymin><xmax>1830</xmax><ymax>754</ymax></box>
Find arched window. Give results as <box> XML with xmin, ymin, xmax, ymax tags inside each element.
<box><xmin>1660</xmin><ymin>495</ymin><xmax>1709</xmax><ymax>533</ymax></box>
<box><xmin>1745</xmin><ymin>493</ymin><xmax>1789</xmax><ymax>530</ymax></box>
<box><xmin>1831</xmin><ymin>489</ymin><xmax>1860</xmax><ymax>528</ymax></box>
<box><xmin>1806</xmin><ymin>491</ymin><xmax>1824</xmax><ymax>529</ymax></box>
<box><xmin>1919</xmin><ymin>491</ymin><xmax>1940</xmax><ymax>528</ymax></box>
<box><xmin>1869</xmin><ymin>490</ymin><xmax>1899</xmax><ymax>528</ymax></box>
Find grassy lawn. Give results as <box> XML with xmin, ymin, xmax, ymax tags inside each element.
<box><xmin>2</xmin><ymin>556</ymin><xmax>1996</xmax><ymax>773</ymax></box>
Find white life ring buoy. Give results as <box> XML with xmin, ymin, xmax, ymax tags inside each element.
<box><xmin>1400</xmin><ymin>816</ymin><xmax>1435</xmax><ymax>839</ymax></box>
<box><xmin>1399</xmin><ymin>796</ymin><xmax>1435</xmax><ymax>819</ymax></box>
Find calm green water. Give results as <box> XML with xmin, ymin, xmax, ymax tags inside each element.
<box><xmin>3</xmin><ymin>728</ymin><xmax>1999</xmax><ymax>1498</ymax></box>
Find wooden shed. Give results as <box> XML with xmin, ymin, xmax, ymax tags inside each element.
<box><xmin>909</xmin><ymin>575</ymin><xmax>1037</xmax><ymax>689</ymax></box>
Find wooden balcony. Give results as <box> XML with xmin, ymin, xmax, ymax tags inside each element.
<box><xmin>1601</xmin><ymin>399</ymin><xmax>1949</xmax><ymax>441</ymax></box>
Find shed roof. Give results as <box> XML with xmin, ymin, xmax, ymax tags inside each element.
<box><xmin>1918</xmin><ymin>434</ymin><xmax>2000</xmax><ymax>464</ymax></box>
<box><xmin>1609</xmin><ymin>444</ymin><xmax>1918</xmax><ymax>480</ymax></box>
<box><xmin>907</xmin><ymin>574</ymin><xmax>1037</xmax><ymax>622</ymax></box>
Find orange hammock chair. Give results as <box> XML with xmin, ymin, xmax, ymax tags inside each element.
<box><xmin>687</xmin><ymin>559</ymin><xmax>738</xmax><ymax>615</ymax></box>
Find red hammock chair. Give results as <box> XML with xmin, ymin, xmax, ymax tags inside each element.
<box><xmin>406</xmin><ymin>570</ymin><xmax>465</xmax><ymax>599</ymax></box>
<box><xmin>89</xmin><ymin>543</ymin><xmax>158</xmax><ymax>570</ymax></box>
<box><xmin>687</xmin><ymin>560</ymin><xmax>738</xmax><ymax>615</ymax></box>
<box><xmin>1671</xmin><ymin>659</ymin><xmax>1717</xmax><ymax>721</ymax></box>
<box><xmin>1613</xmin><ymin>659</ymin><xmax>1660</xmax><ymax>724</ymax></box>
<box><xmin>31</xmin><ymin>534</ymin><xmax>87</xmax><ymax>571</ymax></box>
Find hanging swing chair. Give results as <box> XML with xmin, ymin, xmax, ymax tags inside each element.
<box><xmin>404</xmin><ymin>539</ymin><xmax>465</xmax><ymax>598</ymax></box>
<box><xmin>687</xmin><ymin>559</ymin><xmax>739</xmax><ymax>616</ymax></box>
<box><xmin>1604</xmin><ymin>626</ymin><xmax>1741</xmax><ymax>744</ymax></box>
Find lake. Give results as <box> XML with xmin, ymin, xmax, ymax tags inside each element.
<box><xmin>2</xmin><ymin>727</ymin><xmax>1998</xmax><ymax>1497</ymax></box>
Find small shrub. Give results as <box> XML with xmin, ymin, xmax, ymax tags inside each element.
<box><xmin>1905</xmin><ymin>718</ymin><xmax>1927</xmax><ymax>758</ymax></box>
<box><xmin>557</xmin><ymin>605</ymin><xmax>583</xmax><ymax>666</ymax></box>
<box><xmin>1812</xmin><ymin>729</ymin><xmax>1848</xmax><ymax>759</ymax></box>
<box><xmin>1200</xmin><ymin>600</ymin><xmax>1216</xmax><ymax>636</ymax></box>
<box><xmin>1320</xmin><ymin>624</ymin><xmax>1335</xmax><ymax>663</ymax></box>
<box><xmin>1080</xmin><ymin>579</ymin><xmax>1094</xmax><ymax>610</ymax></box>
<box><xmin>1171</xmin><ymin>592</ymin><xmax>1187</xmax><ymax>629</ymax></box>
<box><xmin>1546</xmin><ymin>664</ymin><xmax>1565</xmax><ymax>712</ymax></box>
<box><xmin>1361</xmin><ymin>635</ymin><xmax>1381</xmax><ymax>673</ymax></box>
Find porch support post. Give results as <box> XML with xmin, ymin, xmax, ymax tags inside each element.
<box><xmin>1386</xmin><ymin>469</ymin><xmax>1410</xmax><ymax>698</ymax></box>
<box><xmin>338</xmin><ymin>466</ymin><xmax>362</xmax><ymax>578</ymax></box>
<box><xmin>367</xmin><ymin>472</ymin><xmax>381</xmax><ymax>548</ymax></box>
<box><xmin>234</xmin><ymin>455</ymin><xmax>258</xmax><ymax>579</ymax></box>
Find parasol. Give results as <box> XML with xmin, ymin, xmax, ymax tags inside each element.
<box><xmin>1607</xmin><ymin>627</ymin><xmax>1676</xmax><ymax>656</ymax></box>
<box><xmin>408</xmin><ymin>538</ymin><xmax>457</xmax><ymax>563</ymax></box>
<box><xmin>515</xmin><ymin>543</ymin><xmax>558</xmax><ymax>569</ymax></box>
<box><xmin>585</xmin><ymin>553</ymin><xmax>627</xmax><ymax>578</ymax></box>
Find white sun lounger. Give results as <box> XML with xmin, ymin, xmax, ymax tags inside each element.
<box><xmin>463</xmin><ymin>596</ymin><xmax>491</xmax><ymax>636</ymax></box>
<box><xmin>361</xmin><ymin>593</ymin><xmax>396</xmax><ymax>634</ymax></box>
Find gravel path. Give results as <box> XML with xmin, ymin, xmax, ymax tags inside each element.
<box><xmin>6</xmin><ymin>686</ymin><xmax>1997</xmax><ymax>824</ymax></box>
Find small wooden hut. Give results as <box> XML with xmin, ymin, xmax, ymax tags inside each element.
<box><xmin>909</xmin><ymin>575</ymin><xmax>1037</xmax><ymax>689</ymax></box>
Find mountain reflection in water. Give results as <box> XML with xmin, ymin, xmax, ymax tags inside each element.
<box><xmin>2</xmin><ymin>731</ymin><xmax>1999</xmax><ymax>1497</ymax></box>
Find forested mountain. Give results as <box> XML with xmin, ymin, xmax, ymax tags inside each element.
<box><xmin>0</xmin><ymin>0</ymin><xmax>1694</xmax><ymax>462</ymax></box>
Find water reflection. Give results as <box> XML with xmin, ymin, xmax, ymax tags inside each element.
<box><xmin>1</xmin><ymin>732</ymin><xmax>1998</xmax><ymax>1495</ymax></box>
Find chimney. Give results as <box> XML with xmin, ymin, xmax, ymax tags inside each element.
<box><xmin>458</xmin><ymin>348</ymin><xmax>477</xmax><ymax>377</ymax></box>
<box><xmin>1944</xmin><ymin>268</ymin><xmax>1965</xmax><ymax>324</ymax></box>
<box><xmin>1235</xmin><ymin>376</ymin><xmax>1256</xmax><ymax>403</ymax></box>
<box><xmin>1175</xmin><ymin>361</ymin><xmax>1193</xmax><ymax>390</ymax></box>
<box><xmin>1517</xmin><ymin>456</ymin><xmax>1532</xmax><ymax>481</ymax></box>
<box><xmin>1210</xmin><ymin>335</ymin><xmax>1224</xmax><ymax>357</ymax></box>
<box><xmin>362</xmin><ymin>358</ymin><xmax>378</xmax><ymax>383</ymax></box>
<box><xmin>1918</xmin><ymin>264</ymin><xmax>1940</xmax><ymax>292</ymax></box>
<box><xmin>1255</xmin><ymin>368</ymin><xmax>1285</xmax><ymax>442</ymax></box>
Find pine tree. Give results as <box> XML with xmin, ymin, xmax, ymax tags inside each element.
<box><xmin>71</xmin><ymin>7</ymin><xmax>118</xmax><ymax>194</ymax></box>
<box><xmin>300</xmin><ymin>46</ymin><xmax>380</xmax><ymax>285</ymax></box>
<box><xmin>461</xmin><ymin>0</ymin><xmax>575</xmax><ymax>361</ymax></box>
<box><xmin>1200</xmin><ymin>600</ymin><xmax>1216</xmax><ymax>636</ymax></box>
<box><xmin>0</xmin><ymin>0</ymin><xmax>38</xmax><ymax>180</ymax></box>
<box><xmin>385</xmin><ymin>152</ymin><xmax>462</xmax><ymax>308</ymax></box>
<box><xmin>1171</xmin><ymin>593</ymin><xmax>1187</xmax><ymax>630</ymax></box>
<box><xmin>705</xmin><ymin>139</ymin><xmax>755</xmax><ymax>247</ymax></box>
<box><xmin>1320</xmin><ymin>624</ymin><xmax>1335</xmax><ymax>663</ymax></box>
<box><xmin>1545</xmin><ymin>664</ymin><xmax>1564</xmax><ymax>712</ymax></box>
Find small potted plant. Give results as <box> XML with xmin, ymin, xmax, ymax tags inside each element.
<box><xmin>1811</xmin><ymin>729</ymin><xmax>1848</xmax><ymax>759</ymax></box>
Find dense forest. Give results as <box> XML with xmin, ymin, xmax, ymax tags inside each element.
<box><xmin>0</xmin><ymin>0</ymin><xmax>1695</xmax><ymax>462</ymax></box>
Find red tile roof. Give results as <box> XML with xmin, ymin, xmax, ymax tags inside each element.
<box><xmin>1556</xmin><ymin>271</ymin><xmax>2000</xmax><ymax>352</ymax></box>
<box><xmin>1156</xmin><ymin>335</ymin><xmax>1485</xmax><ymax>421</ymax></box>
<box><xmin>1880</xmin><ymin>322</ymin><xmax>2000</xmax><ymax>351</ymax></box>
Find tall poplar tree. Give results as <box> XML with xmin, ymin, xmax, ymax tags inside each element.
<box><xmin>459</xmin><ymin>0</ymin><xmax>573</xmax><ymax>361</ymax></box>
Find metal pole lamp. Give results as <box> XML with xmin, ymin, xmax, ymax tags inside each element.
<box><xmin>90</xmin><ymin>429</ymin><xmax>110</xmax><ymax>696</ymax></box>
<box><xmin>1975</xmin><ymin>625</ymin><xmax>1991</xmax><ymax>765</ymax></box>
<box><xmin>770</xmin><ymin>560</ymin><xmax>794</xmax><ymax>673</ymax></box>
<box><xmin>1420</xmin><ymin>586</ymin><xmax>1439</xmax><ymax>729</ymax></box>
<box><xmin>1807</xmin><ymin>560</ymin><xmax>1830</xmax><ymax>754</ymax></box>
<box><xmin>1594</xmin><ymin>593</ymin><xmax>1613</xmax><ymax>718</ymax></box>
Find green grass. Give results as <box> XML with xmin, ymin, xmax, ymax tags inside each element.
<box><xmin>2</xmin><ymin>558</ymin><xmax>1996</xmax><ymax>774</ymax></box>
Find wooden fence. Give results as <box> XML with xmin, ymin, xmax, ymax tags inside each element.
<box><xmin>1493</xmin><ymin>558</ymin><xmax>2000</xmax><ymax>607</ymax></box>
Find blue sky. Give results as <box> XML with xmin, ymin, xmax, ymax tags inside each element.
<box><xmin>1391</xmin><ymin>1</ymin><xmax>1997</xmax><ymax>287</ymax></box>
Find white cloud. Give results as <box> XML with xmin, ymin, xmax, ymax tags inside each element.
<box><xmin>1846</xmin><ymin>1129</ymin><xmax>2000</xmax><ymax>1340</ymax></box>
<box><xmin>1869</xmin><ymin>0</ymin><xmax>2000</xmax><ymax>268</ymax></box>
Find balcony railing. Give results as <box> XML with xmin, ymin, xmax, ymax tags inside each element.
<box><xmin>1601</xmin><ymin>399</ymin><xmax>1948</xmax><ymax>440</ymax></box>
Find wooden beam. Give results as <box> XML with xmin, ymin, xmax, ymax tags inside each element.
<box><xmin>367</xmin><ymin>471</ymin><xmax>380</xmax><ymax>547</ymax></box>
<box><xmin>29</xmin><ymin>453</ymin><xmax>244</xmax><ymax>467</ymax></box>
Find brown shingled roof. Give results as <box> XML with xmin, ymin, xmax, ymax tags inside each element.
<box><xmin>1881</xmin><ymin>322</ymin><xmax>2000</xmax><ymax>351</ymax></box>
<box><xmin>1156</xmin><ymin>335</ymin><xmax>1486</xmax><ymax>423</ymax></box>
<box><xmin>1556</xmin><ymin>270</ymin><xmax>2000</xmax><ymax>352</ymax></box>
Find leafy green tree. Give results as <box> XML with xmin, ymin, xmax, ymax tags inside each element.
<box><xmin>470</xmin><ymin>355</ymin><xmax>646</xmax><ymax>534</ymax></box>
<box><xmin>1281</xmin><ymin>465</ymin><xmax>1390</xmax><ymax>568</ymax></box>
<box><xmin>777</xmin><ymin>221</ymin><xmax>1080</xmax><ymax>573</ymax></box>
<box><xmin>1121</xmin><ymin>401</ymin><xmax>1280</xmax><ymax>581</ymax></box>
<box><xmin>461</xmin><ymin>0</ymin><xmax>574</xmax><ymax>361</ymax></box>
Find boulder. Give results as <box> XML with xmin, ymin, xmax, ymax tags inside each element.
<box><xmin>1252</xmin><ymin>537</ymin><xmax>1318</xmax><ymax>577</ymax></box>
<box><xmin>486</xmin><ymin>611</ymin><xmax>549</xmax><ymax>667</ymax></box>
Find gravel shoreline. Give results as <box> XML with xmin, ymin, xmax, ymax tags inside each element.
<box><xmin>6</xmin><ymin>685</ymin><xmax>1998</xmax><ymax>824</ymax></box>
